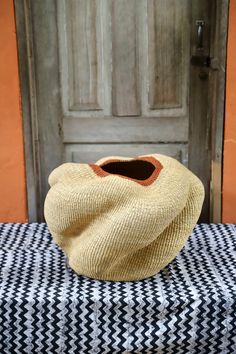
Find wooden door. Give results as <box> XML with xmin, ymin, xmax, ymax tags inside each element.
<box><xmin>15</xmin><ymin>0</ymin><xmax>228</xmax><ymax>222</ymax></box>
<box><xmin>58</xmin><ymin>0</ymin><xmax>190</xmax><ymax>164</ymax></box>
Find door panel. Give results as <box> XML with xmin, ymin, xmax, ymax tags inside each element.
<box><xmin>58</xmin><ymin>0</ymin><xmax>111</xmax><ymax>116</ymax></box>
<box><xmin>58</xmin><ymin>0</ymin><xmax>191</xmax><ymax>185</ymax></box>
<box><xmin>147</xmin><ymin>0</ymin><xmax>188</xmax><ymax>111</ymax></box>
<box><xmin>65</xmin><ymin>144</ymin><xmax>188</xmax><ymax>165</ymax></box>
<box><xmin>63</xmin><ymin>116</ymin><xmax>188</xmax><ymax>143</ymax></box>
<box><xmin>58</xmin><ymin>0</ymin><xmax>190</xmax><ymax>131</ymax></box>
<box><xmin>16</xmin><ymin>0</ymin><xmax>216</xmax><ymax>221</ymax></box>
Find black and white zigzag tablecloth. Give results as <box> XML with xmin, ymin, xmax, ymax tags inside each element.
<box><xmin>0</xmin><ymin>223</ymin><xmax>236</xmax><ymax>354</ymax></box>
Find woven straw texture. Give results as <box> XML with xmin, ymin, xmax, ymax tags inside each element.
<box><xmin>44</xmin><ymin>154</ymin><xmax>204</xmax><ymax>281</ymax></box>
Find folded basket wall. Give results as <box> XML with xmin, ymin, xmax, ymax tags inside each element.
<box><xmin>44</xmin><ymin>154</ymin><xmax>204</xmax><ymax>281</ymax></box>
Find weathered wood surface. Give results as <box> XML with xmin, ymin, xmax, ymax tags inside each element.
<box><xmin>63</xmin><ymin>116</ymin><xmax>188</xmax><ymax>143</ymax></box>
<box><xmin>188</xmin><ymin>0</ymin><xmax>214</xmax><ymax>221</ymax></box>
<box><xmin>65</xmin><ymin>143</ymin><xmax>188</xmax><ymax>166</ymax></box>
<box><xmin>208</xmin><ymin>0</ymin><xmax>229</xmax><ymax>222</ymax></box>
<box><xmin>14</xmin><ymin>0</ymin><xmax>228</xmax><ymax>222</ymax></box>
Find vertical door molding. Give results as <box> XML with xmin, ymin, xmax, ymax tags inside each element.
<box><xmin>209</xmin><ymin>0</ymin><xmax>229</xmax><ymax>222</ymax></box>
<box><xmin>188</xmin><ymin>1</ymin><xmax>215</xmax><ymax>221</ymax></box>
<box><xmin>14</xmin><ymin>0</ymin><xmax>39</xmax><ymax>221</ymax></box>
<box><xmin>188</xmin><ymin>0</ymin><xmax>229</xmax><ymax>222</ymax></box>
<box><xmin>14</xmin><ymin>0</ymin><xmax>63</xmax><ymax>221</ymax></box>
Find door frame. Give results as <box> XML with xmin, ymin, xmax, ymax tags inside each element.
<box><xmin>14</xmin><ymin>0</ymin><xmax>229</xmax><ymax>222</ymax></box>
<box><xmin>208</xmin><ymin>0</ymin><xmax>230</xmax><ymax>222</ymax></box>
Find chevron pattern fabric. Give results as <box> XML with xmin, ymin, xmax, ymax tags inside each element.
<box><xmin>0</xmin><ymin>223</ymin><xmax>235</xmax><ymax>353</ymax></box>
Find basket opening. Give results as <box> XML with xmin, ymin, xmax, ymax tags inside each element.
<box><xmin>100</xmin><ymin>159</ymin><xmax>156</xmax><ymax>181</ymax></box>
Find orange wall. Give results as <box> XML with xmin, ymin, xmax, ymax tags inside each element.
<box><xmin>222</xmin><ymin>0</ymin><xmax>236</xmax><ymax>223</ymax></box>
<box><xmin>0</xmin><ymin>0</ymin><xmax>27</xmax><ymax>222</ymax></box>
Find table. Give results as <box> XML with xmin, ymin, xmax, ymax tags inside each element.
<box><xmin>0</xmin><ymin>223</ymin><xmax>235</xmax><ymax>353</ymax></box>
